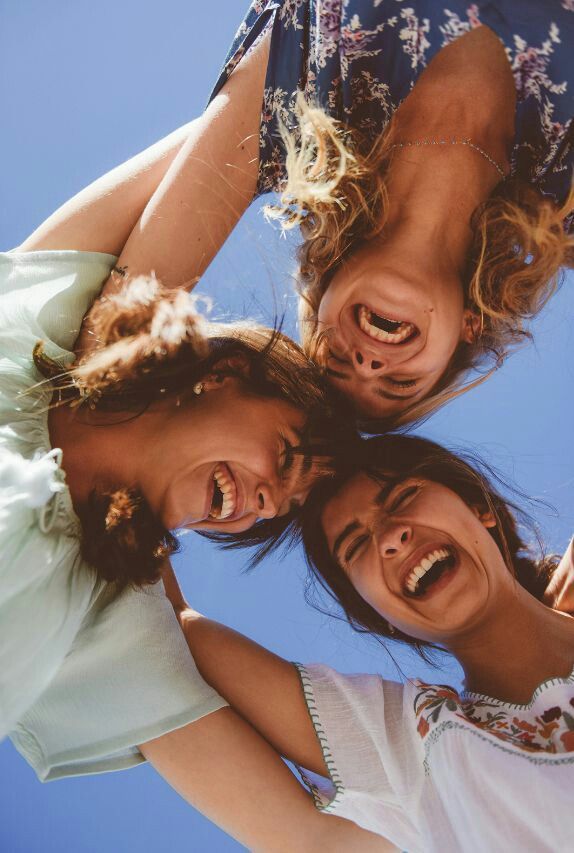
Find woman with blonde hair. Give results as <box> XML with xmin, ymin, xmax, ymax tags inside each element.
<box><xmin>176</xmin><ymin>0</ymin><xmax>574</xmax><ymax>426</ymax></box>
<box><xmin>34</xmin><ymin>2</ymin><xmax>570</xmax><ymax>429</ymax></box>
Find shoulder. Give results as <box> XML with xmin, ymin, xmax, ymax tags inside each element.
<box><xmin>0</xmin><ymin>250</ymin><xmax>116</xmax><ymax>358</ymax></box>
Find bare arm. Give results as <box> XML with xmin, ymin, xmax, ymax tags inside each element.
<box><xmin>141</xmin><ymin>708</ymin><xmax>394</xmax><ymax>852</ymax></box>
<box><xmin>17</xmin><ymin>121</ymin><xmax>197</xmax><ymax>257</ymax></box>
<box><xmin>160</xmin><ymin>561</ymin><xmax>327</xmax><ymax>775</ymax></box>
<box><xmin>18</xmin><ymin>32</ymin><xmax>268</xmax><ymax>270</ymax></box>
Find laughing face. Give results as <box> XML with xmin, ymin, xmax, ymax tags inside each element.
<box><xmin>321</xmin><ymin>473</ymin><xmax>505</xmax><ymax>645</ymax></box>
<box><xmin>317</xmin><ymin>238</ymin><xmax>477</xmax><ymax>419</ymax></box>
<box><xmin>140</xmin><ymin>376</ymin><xmax>318</xmax><ymax>534</ymax></box>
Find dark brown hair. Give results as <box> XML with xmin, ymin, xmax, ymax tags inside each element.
<box><xmin>35</xmin><ymin>277</ymin><xmax>356</xmax><ymax>588</ymax></box>
<box><xmin>297</xmin><ymin>434</ymin><xmax>558</xmax><ymax>660</ymax></box>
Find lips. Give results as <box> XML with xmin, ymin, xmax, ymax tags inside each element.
<box><xmin>207</xmin><ymin>463</ymin><xmax>243</xmax><ymax>522</ymax></box>
<box><xmin>356</xmin><ymin>305</ymin><xmax>418</xmax><ymax>345</ymax></box>
<box><xmin>400</xmin><ymin>543</ymin><xmax>457</xmax><ymax>598</ymax></box>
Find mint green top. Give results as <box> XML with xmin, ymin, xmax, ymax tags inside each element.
<box><xmin>0</xmin><ymin>251</ymin><xmax>227</xmax><ymax>781</ymax></box>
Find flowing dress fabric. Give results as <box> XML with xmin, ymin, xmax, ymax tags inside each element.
<box><xmin>211</xmin><ymin>0</ymin><xmax>573</xmax><ymax>223</ymax></box>
<box><xmin>0</xmin><ymin>251</ymin><xmax>227</xmax><ymax>781</ymax></box>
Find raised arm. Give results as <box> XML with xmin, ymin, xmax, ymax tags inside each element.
<box><xmin>18</xmin><ymin>31</ymin><xmax>268</xmax><ymax>275</ymax></box>
<box><xmin>141</xmin><ymin>707</ymin><xmax>394</xmax><ymax>852</ymax></box>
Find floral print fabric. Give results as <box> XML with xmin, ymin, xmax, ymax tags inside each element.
<box><xmin>414</xmin><ymin>668</ymin><xmax>574</xmax><ymax>763</ymax></box>
<box><xmin>210</xmin><ymin>0</ymin><xmax>573</xmax><ymax>224</ymax></box>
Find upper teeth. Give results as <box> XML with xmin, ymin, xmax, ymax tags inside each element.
<box><xmin>209</xmin><ymin>464</ymin><xmax>237</xmax><ymax>520</ymax></box>
<box><xmin>358</xmin><ymin>305</ymin><xmax>415</xmax><ymax>344</ymax></box>
<box><xmin>404</xmin><ymin>548</ymin><xmax>450</xmax><ymax>593</ymax></box>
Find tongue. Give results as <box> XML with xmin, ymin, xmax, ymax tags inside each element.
<box><xmin>368</xmin><ymin>311</ymin><xmax>403</xmax><ymax>333</ymax></box>
<box><xmin>210</xmin><ymin>481</ymin><xmax>224</xmax><ymax>516</ymax></box>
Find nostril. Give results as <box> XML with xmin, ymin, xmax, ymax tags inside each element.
<box><xmin>356</xmin><ymin>352</ymin><xmax>364</xmax><ymax>365</ymax></box>
<box><xmin>257</xmin><ymin>492</ymin><xmax>264</xmax><ymax>510</ymax></box>
<box><xmin>401</xmin><ymin>530</ymin><xmax>408</xmax><ymax>543</ymax></box>
<box><xmin>371</xmin><ymin>360</ymin><xmax>382</xmax><ymax>370</ymax></box>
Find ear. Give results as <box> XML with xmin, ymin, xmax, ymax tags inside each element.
<box><xmin>470</xmin><ymin>505</ymin><xmax>497</xmax><ymax>529</ymax></box>
<box><xmin>200</xmin><ymin>353</ymin><xmax>251</xmax><ymax>392</ymax></box>
<box><xmin>460</xmin><ymin>310</ymin><xmax>482</xmax><ymax>344</ymax></box>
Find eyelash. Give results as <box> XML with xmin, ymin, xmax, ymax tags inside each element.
<box><xmin>387</xmin><ymin>377</ymin><xmax>417</xmax><ymax>389</ymax></box>
<box><xmin>281</xmin><ymin>439</ymin><xmax>294</xmax><ymax>476</ymax></box>
<box><xmin>344</xmin><ymin>533</ymin><xmax>370</xmax><ymax>565</ymax></box>
<box><xmin>389</xmin><ymin>484</ymin><xmax>419</xmax><ymax>511</ymax></box>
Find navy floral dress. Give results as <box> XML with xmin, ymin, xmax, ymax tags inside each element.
<box><xmin>210</xmin><ymin>0</ymin><xmax>573</xmax><ymax>225</ymax></box>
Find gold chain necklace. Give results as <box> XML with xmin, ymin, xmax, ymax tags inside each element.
<box><xmin>389</xmin><ymin>137</ymin><xmax>507</xmax><ymax>179</ymax></box>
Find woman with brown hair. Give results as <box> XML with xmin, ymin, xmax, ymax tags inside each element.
<box><xmin>0</xmin><ymin>58</ymin><xmax>393</xmax><ymax>849</ymax></box>
<box><xmin>170</xmin><ymin>433</ymin><xmax>574</xmax><ymax>851</ymax></box>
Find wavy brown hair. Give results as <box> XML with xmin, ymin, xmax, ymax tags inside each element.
<box><xmin>299</xmin><ymin>434</ymin><xmax>558</xmax><ymax>661</ymax></box>
<box><xmin>267</xmin><ymin>97</ymin><xmax>574</xmax><ymax>427</ymax></box>
<box><xmin>35</xmin><ymin>277</ymin><xmax>355</xmax><ymax>588</ymax></box>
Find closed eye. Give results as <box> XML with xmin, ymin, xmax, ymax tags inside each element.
<box><xmin>388</xmin><ymin>485</ymin><xmax>419</xmax><ymax>512</ymax></box>
<box><xmin>344</xmin><ymin>532</ymin><xmax>370</xmax><ymax>565</ymax></box>
<box><xmin>281</xmin><ymin>438</ymin><xmax>294</xmax><ymax>476</ymax></box>
<box><xmin>386</xmin><ymin>377</ymin><xmax>417</xmax><ymax>390</ymax></box>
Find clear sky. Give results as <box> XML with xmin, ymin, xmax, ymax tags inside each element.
<box><xmin>1</xmin><ymin>2</ymin><xmax>573</xmax><ymax>851</ymax></box>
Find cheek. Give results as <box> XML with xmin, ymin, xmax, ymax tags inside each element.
<box><xmin>317</xmin><ymin>279</ymin><xmax>348</xmax><ymax>328</ymax></box>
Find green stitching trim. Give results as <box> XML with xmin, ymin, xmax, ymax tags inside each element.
<box><xmin>460</xmin><ymin>667</ymin><xmax>574</xmax><ymax>709</ymax></box>
<box><xmin>293</xmin><ymin>663</ymin><xmax>346</xmax><ymax>813</ymax></box>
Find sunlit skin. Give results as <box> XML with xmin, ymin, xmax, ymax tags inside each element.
<box><xmin>321</xmin><ymin>473</ymin><xmax>574</xmax><ymax>702</ymax></box>
<box><xmin>49</xmin><ymin>372</ymin><xmax>316</xmax><ymax>535</ymax></box>
<box><xmin>318</xmin><ymin>26</ymin><xmax>516</xmax><ymax>418</ymax></box>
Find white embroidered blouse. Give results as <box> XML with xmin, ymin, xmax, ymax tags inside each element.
<box><xmin>296</xmin><ymin>544</ymin><xmax>574</xmax><ymax>853</ymax></box>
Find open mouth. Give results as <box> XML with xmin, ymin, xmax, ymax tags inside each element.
<box><xmin>208</xmin><ymin>463</ymin><xmax>237</xmax><ymax>521</ymax></box>
<box><xmin>356</xmin><ymin>305</ymin><xmax>417</xmax><ymax>344</ymax></box>
<box><xmin>403</xmin><ymin>546</ymin><xmax>456</xmax><ymax>598</ymax></box>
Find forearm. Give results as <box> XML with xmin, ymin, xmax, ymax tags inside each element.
<box><xmin>178</xmin><ymin>608</ymin><xmax>327</xmax><ymax>776</ymax></box>
<box><xmin>18</xmin><ymin>120</ymin><xmax>196</xmax><ymax>256</ymax></box>
<box><xmin>106</xmin><ymin>28</ymin><xmax>270</xmax><ymax>290</ymax></box>
<box><xmin>141</xmin><ymin>708</ymin><xmax>393</xmax><ymax>852</ymax></box>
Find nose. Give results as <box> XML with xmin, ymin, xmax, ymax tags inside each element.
<box><xmin>255</xmin><ymin>483</ymin><xmax>280</xmax><ymax>519</ymax></box>
<box><xmin>377</xmin><ymin>522</ymin><xmax>412</xmax><ymax>558</ymax></box>
<box><xmin>352</xmin><ymin>348</ymin><xmax>388</xmax><ymax>377</ymax></box>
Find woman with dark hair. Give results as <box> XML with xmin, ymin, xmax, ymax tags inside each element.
<box><xmin>170</xmin><ymin>434</ymin><xmax>574</xmax><ymax>851</ymax></box>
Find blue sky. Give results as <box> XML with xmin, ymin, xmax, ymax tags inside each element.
<box><xmin>1</xmin><ymin>2</ymin><xmax>573</xmax><ymax>851</ymax></box>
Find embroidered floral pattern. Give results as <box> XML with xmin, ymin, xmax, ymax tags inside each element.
<box><xmin>413</xmin><ymin>676</ymin><xmax>574</xmax><ymax>755</ymax></box>
<box><xmin>209</xmin><ymin>0</ymin><xmax>573</xmax><ymax>225</ymax></box>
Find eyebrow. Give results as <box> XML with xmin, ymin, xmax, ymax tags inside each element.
<box><xmin>332</xmin><ymin>520</ymin><xmax>360</xmax><ymax>562</ymax></box>
<box><xmin>292</xmin><ymin>426</ymin><xmax>315</xmax><ymax>475</ymax></box>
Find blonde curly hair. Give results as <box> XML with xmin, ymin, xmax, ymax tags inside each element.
<box><xmin>267</xmin><ymin>95</ymin><xmax>574</xmax><ymax>427</ymax></box>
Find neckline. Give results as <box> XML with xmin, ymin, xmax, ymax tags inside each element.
<box><xmin>461</xmin><ymin>665</ymin><xmax>574</xmax><ymax>710</ymax></box>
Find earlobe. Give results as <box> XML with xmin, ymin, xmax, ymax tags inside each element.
<box><xmin>470</xmin><ymin>505</ymin><xmax>497</xmax><ymax>528</ymax></box>
<box><xmin>461</xmin><ymin>310</ymin><xmax>482</xmax><ymax>344</ymax></box>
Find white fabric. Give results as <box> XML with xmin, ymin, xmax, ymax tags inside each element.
<box><xmin>296</xmin><ymin>570</ymin><xmax>574</xmax><ymax>853</ymax></box>
<box><xmin>0</xmin><ymin>251</ymin><xmax>227</xmax><ymax>780</ymax></box>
